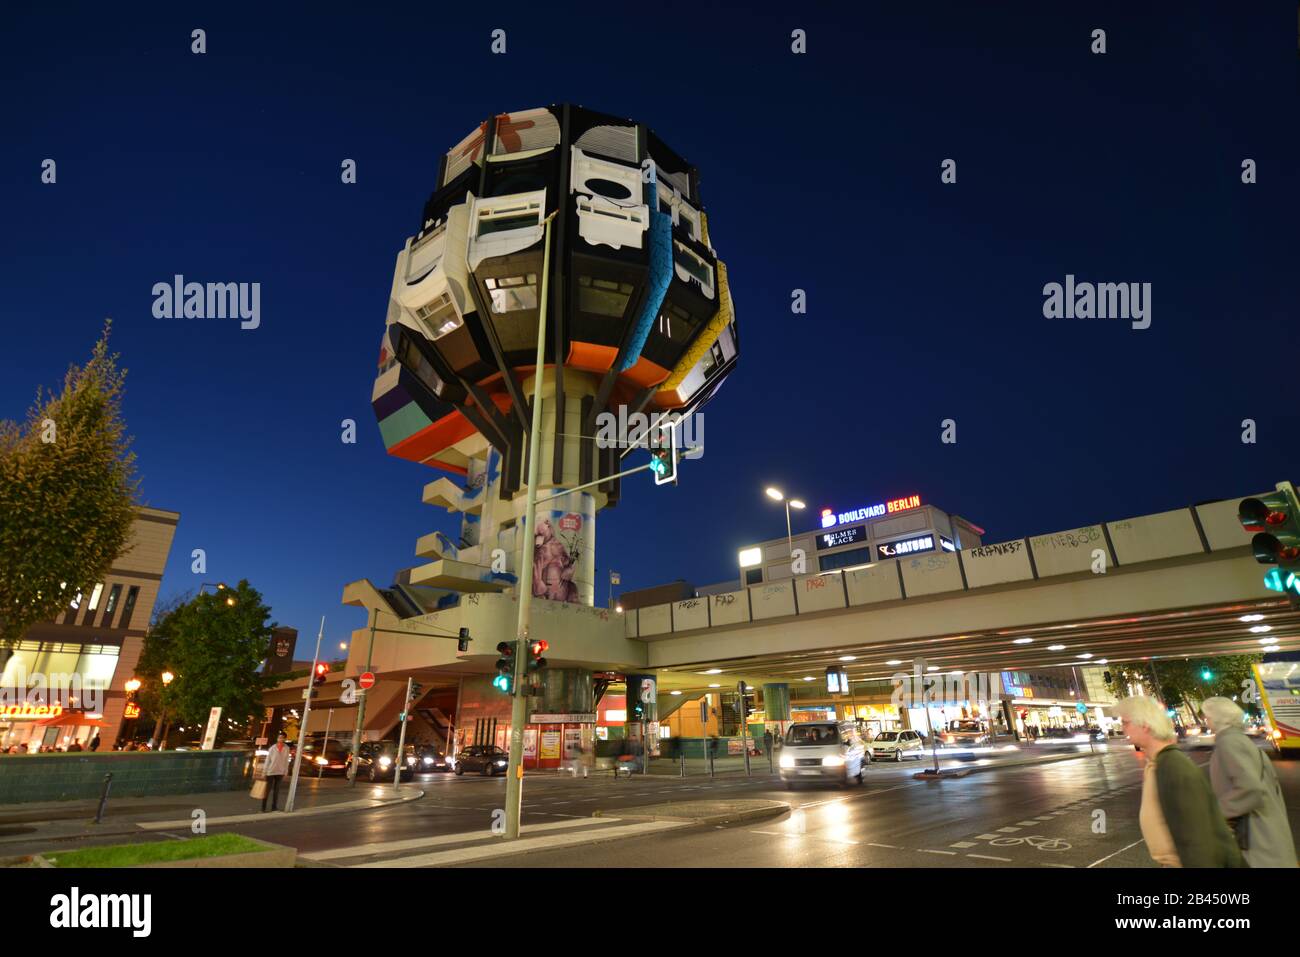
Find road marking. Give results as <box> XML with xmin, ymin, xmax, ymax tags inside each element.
<box><xmin>919</xmin><ymin>849</ymin><xmax>957</xmax><ymax>856</ymax></box>
<box><xmin>996</xmin><ymin>826</ymin><xmax>1021</xmax><ymax>833</ymax></box>
<box><xmin>1033</xmin><ymin>816</ymin><xmax>1053</xmax><ymax>822</ymax></box>
<box><xmin>966</xmin><ymin>853</ymin><xmax>1012</xmax><ymax>862</ymax></box>
<box><xmin>1015</xmin><ymin>820</ymin><xmax>1037</xmax><ymax>826</ymax></box>
<box><xmin>974</xmin><ymin>833</ymin><xmax>1000</xmax><ymax>840</ymax></box>
<box><xmin>1042</xmin><ymin>863</ymin><xmax>1074</xmax><ymax>868</ymax></box>
<box><xmin>949</xmin><ymin>841</ymin><xmax>977</xmax><ymax>848</ymax></box>
<box><xmin>1087</xmin><ymin>838</ymin><xmax>1147</xmax><ymax>868</ymax></box>
<box><xmin>354</xmin><ymin>820</ymin><xmax>686</xmax><ymax>868</ymax></box>
<box><xmin>302</xmin><ymin>816</ymin><xmax>614</xmax><ymax>861</ymax></box>
<box><xmin>866</xmin><ymin>842</ymin><xmax>901</xmax><ymax>849</ymax></box>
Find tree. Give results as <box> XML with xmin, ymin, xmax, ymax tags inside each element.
<box><xmin>0</xmin><ymin>323</ymin><xmax>138</xmax><ymax>658</ymax></box>
<box><xmin>1109</xmin><ymin>655</ymin><xmax>1262</xmax><ymax>715</ymax></box>
<box><xmin>136</xmin><ymin>581</ymin><xmax>276</xmax><ymax>746</ymax></box>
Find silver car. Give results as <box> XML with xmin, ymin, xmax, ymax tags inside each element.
<box><xmin>870</xmin><ymin>729</ymin><xmax>925</xmax><ymax>762</ymax></box>
<box><xmin>778</xmin><ymin>721</ymin><xmax>869</xmax><ymax>788</ymax></box>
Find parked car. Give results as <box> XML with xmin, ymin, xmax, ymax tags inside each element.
<box><xmin>415</xmin><ymin>743</ymin><xmax>453</xmax><ymax>772</ymax></box>
<box><xmin>453</xmin><ymin>745</ymin><xmax>509</xmax><ymax>776</ymax></box>
<box><xmin>778</xmin><ymin>721</ymin><xmax>868</xmax><ymax>788</ymax></box>
<box><xmin>869</xmin><ymin>729</ymin><xmax>925</xmax><ymax>762</ymax></box>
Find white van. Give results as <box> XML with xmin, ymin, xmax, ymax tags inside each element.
<box><xmin>778</xmin><ymin>720</ymin><xmax>869</xmax><ymax>788</ymax></box>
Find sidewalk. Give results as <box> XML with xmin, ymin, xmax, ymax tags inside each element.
<box><xmin>0</xmin><ymin>777</ymin><xmax>422</xmax><ymax>847</ymax></box>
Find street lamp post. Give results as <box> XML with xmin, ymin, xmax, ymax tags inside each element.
<box><xmin>150</xmin><ymin>670</ymin><xmax>174</xmax><ymax>749</ymax></box>
<box><xmin>764</xmin><ymin>487</ymin><xmax>806</xmax><ymax>560</ymax></box>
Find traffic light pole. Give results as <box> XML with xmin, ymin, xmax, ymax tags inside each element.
<box><xmin>394</xmin><ymin>677</ymin><xmax>413</xmax><ymax>791</ymax></box>
<box><xmin>347</xmin><ymin>608</ymin><xmax>378</xmax><ymax>787</ymax></box>
<box><xmin>285</xmin><ymin>616</ymin><xmax>324</xmax><ymax>813</ymax></box>
<box><xmin>504</xmin><ymin>213</ymin><xmax>555</xmax><ymax>841</ymax></box>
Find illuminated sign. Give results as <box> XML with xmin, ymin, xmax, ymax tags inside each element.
<box><xmin>820</xmin><ymin>494</ymin><xmax>922</xmax><ymax>528</ymax></box>
<box><xmin>939</xmin><ymin>535</ymin><xmax>956</xmax><ymax>552</ymax></box>
<box><xmin>826</xmin><ymin>667</ymin><xmax>849</xmax><ymax>695</ymax></box>
<box><xmin>123</xmin><ymin>702</ymin><xmax>141</xmax><ymax>719</ymax></box>
<box><xmin>876</xmin><ymin>534</ymin><xmax>936</xmax><ymax>559</ymax></box>
<box><xmin>0</xmin><ymin>703</ymin><xmax>63</xmax><ymax>720</ymax></box>
<box><xmin>816</xmin><ymin>525</ymin><xmax>867</xmax><ymax>550</ymax></box>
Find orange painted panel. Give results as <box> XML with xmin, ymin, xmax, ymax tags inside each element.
<box><xmin>389</xmin><ymin>410</ymin><xmax>477</xmax><ymax>464</ymax></box>
<box><xmin>621</xmin><ymin>356</ymin><xmax>670</xmax><ymax>389</ymax></box>
<box><xmin>566</xmin><ymin>342</ymin><xmax>618</xmax><ymax>373</ymax></box>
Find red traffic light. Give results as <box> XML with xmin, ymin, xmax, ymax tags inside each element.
<box><xmin>313</xmin><ymin>663</ymin><xmax>329</xmax><ymax>686</ymax></box>
<box><xmin>496</xmin><ymin>641</ymin><xmax>514</xmax><ymax>657</ymax></box>
<box><xmin>529</xmin><ymin>640</ymin><xmax>549</xmax><ymax>656</ymax></box>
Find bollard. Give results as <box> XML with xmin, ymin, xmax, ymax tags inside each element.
<box><xmin>93</xmin><ymin>772</ymin><xmax>113</xmax><ymax>824</ymax></box>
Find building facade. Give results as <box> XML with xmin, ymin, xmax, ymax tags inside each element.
<box><xmin>0</xmin><ymin>506</ymin><xmax>179</xmax><ymax>752</ymax></box>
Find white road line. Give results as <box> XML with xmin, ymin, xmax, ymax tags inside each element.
<box><xmin>949</xmin><ymin>841</ymin><xmax>977</xmax><ymax>848</ymax></box>
<box><xmin>866</xmin><ymin>842</ymin><xmax>901</xmax><ymax>849</ymax></box>
<box><xmin>996</xmin><ymin>826</ymin><xmax>1021</xmax><ymax>833</ymax></box>
<box><xmin>974</xmin><ymin>833</ymin><xmax>1000</xmax><ymax>840</ymax></box>
<box><xmin>967</xmin><ymin>853</ymin><xmax>1012</xmax><ymax>862</ymax></box>
<box><xmin>1041</xmin><ymin>863</ymin><xmax>1074</xmax><ymax>868</ymax></box>
<box><xmin>302</xmin><ymin>816</ymin><xmax>613</xmax><ymax>861</ymax></box>
<box><xmin>919</xmin><ymin>849</ymin><xmax>957</xmax><ymax>856</ymax></box>
<box><xmin>1015</xmin><ymin>820</ymin><xmax>1037</xmax><ymax>826</ymax></box>
<box><xmin>1087</xmin><ymin>838</ymin><xmax>1147</xmax><ymax>869</ymax></box>
<box><xmin>354</xmin><ymin>820</ymin><xmax>686</xmax><ymax>868</ymax></box>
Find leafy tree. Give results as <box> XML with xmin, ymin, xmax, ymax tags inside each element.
<box><xmin>0</xmin><ymin>324</ymin><xmax>138</xmax><ymax>658</ymax></box>
<box><xmin>136</xmin><ymin>581</ymin><xmax>276</xmax><ymax>745</ymax></box>
<box><xmin>1108</xmin><ymin>654</ymin><xmax>1262</xmax><ymax>716</ymax></box>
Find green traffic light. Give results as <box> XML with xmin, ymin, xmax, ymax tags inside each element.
<box><xmin>1201</xmin><ymin>669</ymin><xmax>1213</xmax><ymax>682</ymax></box>
<box><xmin>492</xmin><ymin>674</ymin><xmax>511</xmax><ymax>693</ymax></box>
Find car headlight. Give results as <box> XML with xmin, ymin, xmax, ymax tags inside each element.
<box><xmin>495</xmin><ymin>759</ymin><xmax>507</xmax><ymax>766</ymax></box>
<box><xmin>314</xmin><ymin>756</ymin><xmax>328</xmax><ymax>765</ymax></box>
<box><xmin>779</xmin><ymin>754</ymin><xmax>795</xmax><ymax>768</ymax></box>
<box><xmin>379</xmin><ymin>756</ymin><xmax>392</xmax><ymax>766</ymax></box>
<box><xmin>822</xmin><ymin>755</ymin><xmax>845</xmax><ymax>767</ymax></box>
<box><xmin>407</xmin><ymin>756</ymin><xmax>416</xmax><ymax>765</ymax></box>
<box><xmin>423</xmin><ymin>756</ymin><xmax>434</xmax><ymax>765</ymax></box>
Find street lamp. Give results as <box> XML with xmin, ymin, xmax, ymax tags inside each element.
<box><xmin>124</xmin><ymin>678</ymin><xmax>141</xmax><ymax>694</ymax></box>
<box><xmin>764</xmin><ymin>487</ymin><xmax>806</xmax><ymax>558</ymax></box>
<box><xmin>150</xmin><ymin>670</ymin><xmax>176</xmax><ymax>750</ymax></box>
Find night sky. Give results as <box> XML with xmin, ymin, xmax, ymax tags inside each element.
<box><xmin>3</xmin><ymin>3</ymin><xmax>1297</xmax><ymax>650</ymax></box>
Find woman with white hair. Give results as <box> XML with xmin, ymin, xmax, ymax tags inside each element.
<box><xmin>1113</xmin><ymin>695</ymin><xmax>1244</xmax><ymax>868</ymax></box>
<box><xmin>1203</xmin><ymin>696</ymin><xmax>1297</xmax><ymax>868</ymax></box>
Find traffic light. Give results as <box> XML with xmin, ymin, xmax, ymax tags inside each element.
<box><xmin>409</xmin><ymin>682</ymin><xmax>423</xmax><ymax>702</ymax></box>
<box><xmin>524</xmin><ymin>640</ymin><xmax>548</xmax><ymax>696</ymax></box>
<box><xmin>648</xmin><ymin>420</ymin><xmax>678</xmax><ymax>486</ymax></box>
<box><xmin>1239</xmin><ymin>483</ymin><xmax>1300</xmax><ymax>603</ymax></box>
<box><xmin>1201</xmin><ymin>667</ymin><xmax>1213</xmax><ymax>682</ymax></box>
<box><xmin>1102</xmin><ymin>670</ymin><xmax>1113</xmax><ymax>685</ymax></box>
<box><xmin>313</xmin><ymin>662</ymin><xmax>329</xmax><ymax>687</ymax></box>
<box><xmin>458</xmin><ymin>627</ymin><xmax>471</xmax><ymax>653</ymax></box>
<box><xmin>493</xmin><ymin>641</ymin><xmax>516</xmax><ymax>693</ymax></box>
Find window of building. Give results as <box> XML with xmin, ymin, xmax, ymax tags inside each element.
<box><xmin>817</xmin><ymin>546</ymin><xmax>875</xmax><ymax>573</ymax></box>
<box><xmin>119</xmin><ymin>586</ymin><xmax>140</xmax><ymax>629</ymax></box>
<box><xmin>744</xmin><ymin>567</ymin><xmax>763</xmax><ymax>586</ymax></box>
<box><xmin>101</xmin><ymin>584</ymin><xmax>123</xmax><ymax>627</ymax></box>
<box><xmin>484</xmin><ymin>274</ymin><xmax>538</xmax><ymax>314</ymax></box>
<box><xmin>86</xmin><ymin>583</ymin><xmax>104</xmax><ymax>611</ymax></box>
<box><xmin>577</xmin><ymin>276</ymin><xmax>633</xmax><ymax>318</ymax></box>
<box><xmin>414</xmin><ymin>292</ymin><xmax>462</xmax><ymax>341</ymax></box>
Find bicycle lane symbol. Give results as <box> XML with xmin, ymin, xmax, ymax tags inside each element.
<box><xmin>987</xmin><ymin>834</ymin><xmax>1071</xmax><ymax>851</ymax></box>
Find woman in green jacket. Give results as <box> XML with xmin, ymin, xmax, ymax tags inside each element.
<box><xmin>1114</xmin><ymin>696</ymin><xmax>1245</xmax><ymax>868</ymax></box>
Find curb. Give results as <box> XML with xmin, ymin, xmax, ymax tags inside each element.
<box><xmin>138</xmin><ymin>787</ymin><xmax>425</xmax><ymax>830</ymax></box>
<box><xmin>594</xmin><ymin>801</ymin><xmax>789</xmax><ymax>826</ymax></box>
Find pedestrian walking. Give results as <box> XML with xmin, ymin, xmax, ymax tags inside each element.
<box><xmin>261</xmin><ymin>732</ymin><xmax>292</xmax><ymax>812</ymax></box>
<box><xmin>763</xmin><ymin>729</ymin><xmax>773</xmax><ymax>759</ymax></box>
<box><xmin>1113</xmin><ymin>696</ymin><xmax>1245</xmax><ymax>868</ymax></box>
<box><xmin>1203</xmin><ymin>696</ymin><xmax>1297</xmax><ymax>868</ymax></box>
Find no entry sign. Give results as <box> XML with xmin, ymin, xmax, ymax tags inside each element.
<box><xmin>359</xmin><ymin>672</ymin><xmax>376</xmax><ymax>690</ymax></box>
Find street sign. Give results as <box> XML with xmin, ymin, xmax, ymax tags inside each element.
<box><xmin>700</xmin><ymin>699</ymin><xmax>709</xmax><ymax>727</ymax></box>
<box><xmin>201</xmin><ymin>707</ymin><xmax>222</xmax><ymax>750</ymax></box>
<box><xmin>1076</xmin><ymin>701</ymin><xmax>1087</xmax><ymax>715</ymax></box>
<box><xmin>359</xmin><ymin>672</ymin><xmax>376</xmax><ymax>690</ymax></box>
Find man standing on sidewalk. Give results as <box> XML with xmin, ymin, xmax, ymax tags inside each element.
<box><xmin>262</xmin><ymin>732</ymin><xmax>292</xmax><ymax>812</ymax></box>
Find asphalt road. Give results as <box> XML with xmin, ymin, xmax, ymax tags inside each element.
<box><xmin>12</xmin><ymin>744</ymin><xmax>1298</xmax><ymax>868</ymax></box>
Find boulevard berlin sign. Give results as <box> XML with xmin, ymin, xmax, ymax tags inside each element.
<box><xmin>821</xmin><ymin>494</ymin><xmax>922</xmax><ymax>529</ymax></box>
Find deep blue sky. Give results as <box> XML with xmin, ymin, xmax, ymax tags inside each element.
<box><xmin>3</xmin><ymin>3</ymin><xmax>1297</xmax><ymax>651</ymax></box>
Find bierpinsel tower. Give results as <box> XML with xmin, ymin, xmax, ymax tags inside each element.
<box><xmin>372</xmin><ymin>105</ymin><xmax>739</xmax><ymax>604</ymax></box>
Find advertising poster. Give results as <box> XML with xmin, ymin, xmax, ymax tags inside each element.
<box><xmin>563</xmin><ymin>727</ymin><xmax>582</xmax><ymax>759</ymax></box>
<box><xmin>523</xmin><ymin>728</ymin><xmax>538</xmax><ymax>759</ymax></box>
<box><xmin>540</xmin><ymin>729</ymin><xmax>561</xmax><ymax>759</ymax></box>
